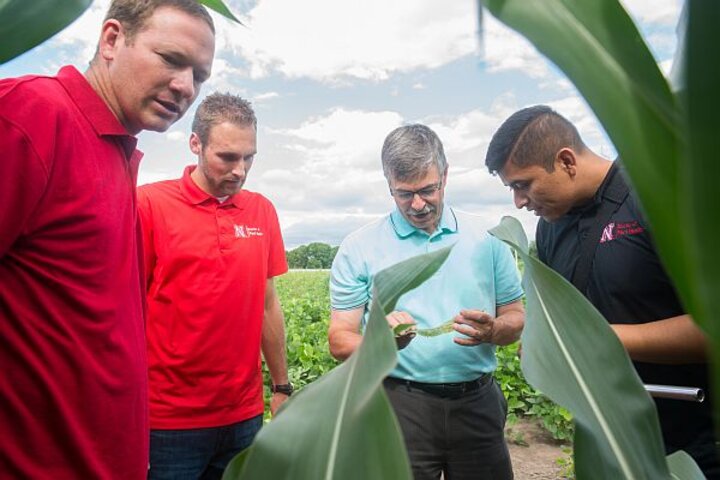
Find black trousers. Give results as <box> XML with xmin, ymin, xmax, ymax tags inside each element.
<box><xmin>384</xmin><ymin>376</ymin><xmax>513</xmax><ymax>480</ymax></box>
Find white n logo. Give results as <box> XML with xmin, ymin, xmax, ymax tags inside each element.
<box><xmin>234</xmin><ymin>224</ymin><xmax>247</xmax><ymax>238</ymax></box>
<box><xmin>600</xmin><ymin>222</ymin><xmax>615</xmax><ymax>243</ymax></box>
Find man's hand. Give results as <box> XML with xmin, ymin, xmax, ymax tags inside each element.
<box><xmin>453</xmin><ymin>309</ymin><xmax>495</xmax><ymax>346</ymax></box>
<box><xmin>453</xmin><ymin>301</ymin><xmax>524</xmax><ymax>347</ymax></box>
<box><xmin>387</xmin><ymin>311</ymin><xmax>417</xmax><ymax>350</ymax></box>
<box><xmin>270</xmin><ymin>392</ymin><xmax>289</xmax><ymax>416</ymax></box>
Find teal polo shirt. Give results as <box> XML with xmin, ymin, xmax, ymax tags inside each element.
<box><xmin>330</xmin><ymin>206</ymin><xmax>523</xmax><ymax>383</ymax></box>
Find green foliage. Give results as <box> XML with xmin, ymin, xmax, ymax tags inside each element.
<box><xmin>555</xmin><ymin>446</ymin><xmax>575</xmax><ymax>479</ymax></box>
<box><xmin>483</xmin><ymin>1</ymin><xmax>720</xmax><ymax>455</ymax></box>
<box><xmin>492</xmin><ymin>216</ymin><xmax>680</xmax><ymax>478</ymax></box>
<box><xmin>496</xmin><ymin>344</ymin><xmax>574</xmax><ymax>441</ymax></box>
<box><xmin>0</xmin><ymin>0</ymin><xmax>91</xmax><ymax>64</ymax></box>
<box><xmin>286</xmin><ymin>243</ymin><xmax>339</xmax><ymax>269</ymax></box>
<box><xmin>274</xmin><ymin>271</ymin><xmax>338</xmax><ymax>389</ymax></box>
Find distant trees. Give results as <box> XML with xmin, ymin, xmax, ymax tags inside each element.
<box><xmin>286</xmin><ymin>243</ymin><xmax>339</xmax><ymax>269</ymax></box>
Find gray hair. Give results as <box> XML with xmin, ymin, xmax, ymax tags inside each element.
<box><xmin>381</xmin><ymin>124</ymin><xmax>447</xmax><ymax>182</ymax></box>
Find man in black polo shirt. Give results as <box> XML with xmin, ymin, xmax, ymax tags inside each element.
<box><xmin>485</xmin><ymin>105</ymin><xmax>719</xmax><ymax>478</ymax></box>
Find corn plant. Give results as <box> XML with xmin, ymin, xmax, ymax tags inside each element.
<box><xmin>224</xmin><ymin>248</ymin><xmax>453</xmax><ymax>480</ymax></box>
<box><xmin>481</xmin><ymin>0</ymin><xmax>718</xmax><ymax>477</ymax></box>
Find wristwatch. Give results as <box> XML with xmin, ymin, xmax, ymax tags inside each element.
<box><xmin>271</xmin><ymin>383</ymin><xmax>294</xmax><ymax>396</ymax></box>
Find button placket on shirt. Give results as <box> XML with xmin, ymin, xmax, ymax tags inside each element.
<box><xmin>216</xmin><ymin>203</ymin><xmax>236</xmax><ymax>252</ymax></box>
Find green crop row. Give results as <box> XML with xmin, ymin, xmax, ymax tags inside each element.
<box><xmin>265</xmin><ymin>270</ymin><xmax>573</xmax><ymax>441</ymax></box>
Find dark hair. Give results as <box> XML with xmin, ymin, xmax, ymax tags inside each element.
<box><xmin>104</xmin><ymin>0</ymin><xmax>215</xmax><ymax>42</ymax></box>
<box><xmin>485</xmin><ymin>105</ymin><xmax>586</xmax><ymax>174</ymax></box>
<box><xmin>192</xmin><ymin>92</ymin><xmax>256</xmax><ymax>145</ymax></box>
<box><xmin>381</xmin><ymin>124</ymin><xmax>447</xmax><ymax>182</ymax></box>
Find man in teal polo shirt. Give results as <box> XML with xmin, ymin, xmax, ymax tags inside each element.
<box><xmin>328</xmin><ymin>124</ymin><xmax>525</xmax><ymax>480</ymax></box>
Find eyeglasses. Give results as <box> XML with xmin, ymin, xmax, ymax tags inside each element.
<box><xmin>390</xmin><ymin>181</ymin><xmax>442</xmax><ymax>202</ymax></box>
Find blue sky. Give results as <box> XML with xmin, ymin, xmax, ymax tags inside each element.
<box><xmin>0</xmin><ymin>0</ymin><xmax>682</xmax><ymax>248</ymax></box>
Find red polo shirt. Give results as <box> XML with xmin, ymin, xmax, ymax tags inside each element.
<box><xmin>0</xmin><ymin>67</ymin><xmax>148</xmax><ymax>478</ymax></box>
<box><xmin>138</xmin><ymin>166</ymin><xmax>288</xmax><ymax>429</ymax></box>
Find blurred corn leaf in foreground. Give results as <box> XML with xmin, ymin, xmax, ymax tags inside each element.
<box><xmin>224</xmin><ymin>247</ymin><xmax>453</xmax><ymax>480</ymax></box>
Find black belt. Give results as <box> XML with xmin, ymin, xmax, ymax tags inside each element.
<box><xmin>384</xmin><ymin>373</ymin><xmax>492</xmax><ymax>398</ymax></box>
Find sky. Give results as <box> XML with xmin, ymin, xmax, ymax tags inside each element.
<box><xmin>0</xmin><ymin>0</ymin><xmax>682</xmax><ymax>248</ymax></box>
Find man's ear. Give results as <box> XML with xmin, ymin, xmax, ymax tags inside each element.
<box><xmin>98</xmin><ymin>19</ymin><xmax>124</xmax><ymax>61</ymax></box>
<box><xmin>556</xmin><ymin>148</ymin><xmax>578</xmax><ymax>178</ymax></box>
<box><xmin>189</xmin><ymin>132</ymin><xmax>202</xmax><ymax>155</ymax></box>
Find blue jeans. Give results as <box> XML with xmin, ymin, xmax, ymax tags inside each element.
<box><xmin>148</xmin><ymin>415</ymin><xmax>263</xmax><ymax>480</ymax></box>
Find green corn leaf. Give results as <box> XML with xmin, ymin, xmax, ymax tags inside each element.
<box><xmin>392</xmin><ymin>323</ymin><xmax>414</xmax><ymax>336</ymax></box>
<box><xmin>666</xmin><ymin>450</ymin><xmax>706</xmax><ymax>480</ymax></box>
<box><xmin>198</xmin><ymin>0</ymin><xmax>241</xmax><ymax>24</ymax></box>
<box><xmin>481</xmin><ymin>0</ymin><xmax>693</xmax><ymax>318</ymax></box>
<box><xmin>684</xmin><ymin>1</ymin><xmax>720</xmax><ymax>427</ymax></box>
<box><xmin>228</xmin><ymin>247</ymin><xmax>452</xmax><ymax>479</ymax></box>
<box><xmin>0</xmin><ymin>0</ymin><xmax>91</xmax><ymax>64</ymax></box>
<box><xmin>416</xmin><ymin>319</ymin><xmax>454</xmax><ymax>337</ymax></box>
<box><xmin>482</xmin><ymin>0</ymin><xmax>720</xmax><ymax>451</ymax></box>
<box><xmin>490</xmin><ymin>216</ymin><xmax>672</xmax><ymax>479</ymax></box>
<box><xmin>393</xmin><ymin>318</ymin><xmax>455</xmax><ymax>338</ymax></box>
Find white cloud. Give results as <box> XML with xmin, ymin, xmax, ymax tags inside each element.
<box><xmin>481</xmin><ymin>15</ymin><xmax>550</xmax><ymax>79</ymax></box>
<box><xmin>166</xmin><ymin>131</ymin><xmax>185</xmax><ymax>142</ymax></box>
<box><xmin>274</xmin><ymin>108</ymin><xmax>403</xmax><ymax>172</ymax></box>
<box><xmin>253</xmin><ymin>91</ymin><xmax>280</xmax><ymax>102</ymax></box>
<box><xmin>621</xmin><ymin>0</ymin><xmax>682</xmax><ymax>26</ymax></box>
<box><xmin>221</xmin><ymin>0</ymin><xmax>478</xmax><ymax>83</ymax></box>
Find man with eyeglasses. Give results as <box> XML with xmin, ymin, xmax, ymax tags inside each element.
<box><xmin>328</xmin><ymin>124</ymin><xmax>525</xmax><ymax>480</ymax></box>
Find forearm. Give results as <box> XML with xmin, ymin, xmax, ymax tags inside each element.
<box><xmin>328</xmin><ymin>307</ymin><xmax>365</xmax><ymax>361</ymax></box>
<box><xmin>491</xmin><ymin>301</ymin><xmax>525</xmax><ymax>346</ymax></box>
<box><xmin>491</xmin><ymin>310</ymin><xmax>524</xmax><ymax>346</ymax></box>
<box><xmin>262</xmin><ymin>300</ymin><xmax>289</xmax><ymax>384</ymax></box>
<box><xmin>612</xmin><ymin>314</ymin><xmax>708</xmax><ymax>364</ymax></box>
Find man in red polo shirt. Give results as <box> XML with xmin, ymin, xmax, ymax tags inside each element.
<box><xmin>138</xmin><ymin>92</ymin><xmax>290</xmax><ymax>479</ymax></box>
<box><xmin>0</xmin><ymin>1</ymin><xmax>215</xmax><ymax>478</ymax></box>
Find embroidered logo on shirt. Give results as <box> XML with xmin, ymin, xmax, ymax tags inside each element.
<box><xmin>234</xmin><ymin>225</ymin><xmax>247</xmax><ymax>238</ymax></box>
<box><xmin>599</xmin><ymin>221</ymin><xmax>644</xmax><ymax>243</ymax></box>
<box><xmin>234</xmin><ymin>224</ymin><xmax>264</xmax><ymax>238</ymax></box>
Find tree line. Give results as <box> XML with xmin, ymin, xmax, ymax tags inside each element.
<box><xmin>286</xmin><ymin>242</ymin><xmax>339</xmax><ymax>269</ymax></box>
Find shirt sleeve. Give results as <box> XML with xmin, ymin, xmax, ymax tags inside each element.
<box><xmin>265</xmin><ymin>201</ymin><xmax>288</xmax><ymax>278</ymax></box>
<box><xmin>329</xmin><ymin>239</ymin><xmax>370</xmax><ymax>311</ymax></box>
<box><xmin>492</xmin><ymin>236</ymin><xmax>524</xmax><ymax>306</ymax></box>
<box><xmin>0</xmin><ymin>116</ymin><xmax>49</xmax><ymax>258</ymax></box>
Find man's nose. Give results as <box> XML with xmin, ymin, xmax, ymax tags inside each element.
<box><xmin>513</xmin><ymin>190</ymin><xmax>528</xmax><ymax>209</ymax></box>
<box><xmin>231</xmin><ymin>162</ymin><xmax>246</xmax><ymax>178</ymax></box>
<box><xmin>410</xmin><ymin>193</ymin><xmax>426</xmax><ymax>211</ymax></box>
<box><xmin>169</xmin><ymin>67</ymin><xmax>195</xmax><ymax>100</ymax></box>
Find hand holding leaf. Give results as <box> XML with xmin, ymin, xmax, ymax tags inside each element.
<box><xmin>453</xmin><ymin>310</ymin><xmax>495</xmax><ymax>346</ymax></box>
<box><xmin>387</xmin><ymin>311</ymin><xmax>416</xmax><ymax>350</ymax></box>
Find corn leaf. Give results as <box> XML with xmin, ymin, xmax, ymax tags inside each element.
<box><xmin>490</xmin><ymin>216</ymin><xmax>671</xmax><ymax>479</ymax></box>
<box><xmin>0</xmin><ymin>0</ymin><xmax>91</xmax><ymax>64</ymax></box>
<box><xmin>482</xmin><ymin>0</ymin><xmax>720</xmax><ymax>447</ymax></box>
<box><xmin>481</xmin><ymin>0</ymin><xmax>693</xmax><ymax>318</ymax></box>
<box><xmin>684</xmin><ymin>1</ymin><xmax>720</xmax><ymax>424</ymax></box>
<box><xmin>667</xmin><ymin>451</ymin><xmax>706</xmax><ymax>479</ymax></box>
<box><xmin>226</xmin><ymin>247</ymin><xmax>452</xmax><ymax>480</ymax></box>
<box><xmin>198</xmin><ymin>0</ymin><xmax>241</xmax><ymax>24</ymax></box>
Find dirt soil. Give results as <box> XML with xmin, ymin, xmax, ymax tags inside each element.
<box><xmin>506</xmin><ymin>417</ymin><xmax>571</xmax><ymax>480</ymax></box>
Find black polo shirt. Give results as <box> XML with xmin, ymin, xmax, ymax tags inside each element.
<box><xmin>536</xmin><ymin>162</ymin><xmax>717</xmax><ymax>470</ymax></box>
